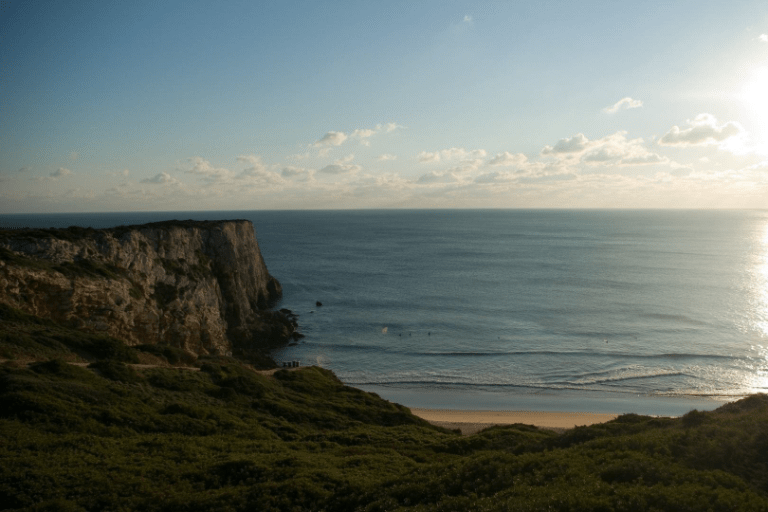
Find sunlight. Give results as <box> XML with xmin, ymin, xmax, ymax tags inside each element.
<box><xmin>739</xmin><ymin>66</ymin><xmax>768</xmax><ymax>154</ymax></box>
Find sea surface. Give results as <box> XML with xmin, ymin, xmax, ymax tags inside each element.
<box><xmin>3</xmin><ymin>209</ymin><xmax>768</xmax><ymax>415</ymax></box>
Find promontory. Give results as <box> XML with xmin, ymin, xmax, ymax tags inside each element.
<box><xmin>0</xmin><ymin>219</ymin><xmax>298</xmax><ymax>362</ymax></box>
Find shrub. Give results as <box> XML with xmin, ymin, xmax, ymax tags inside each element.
<box><xmin>88</xmin><ymin>360</ymin><xmax>141</xmax><ymax>383</ymax></box>
<box><xmin>135</xmin><ymin>344</ymin><xmax>196</xmax><ymax>365</ymax></box>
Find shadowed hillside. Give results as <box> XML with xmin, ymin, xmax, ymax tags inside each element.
<box><xmin>2</xmin><ymin>304</ymin><xmax>768</xmax><ymax>511</ymax></box>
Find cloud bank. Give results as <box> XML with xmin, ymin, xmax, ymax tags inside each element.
<box><xmin>5</xmin><ymin>114</ymin><xmax>766</xmax><ymax>213</ymax></box>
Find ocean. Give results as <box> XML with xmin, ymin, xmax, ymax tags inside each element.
<box><xmin>3</xmin><ymin>209</ymin><xmax>767</xmax><ymax>416</ymax></box>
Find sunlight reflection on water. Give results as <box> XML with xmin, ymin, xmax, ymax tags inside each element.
<box><xmin>744</xmin><ymin>221</ymin><xmax>768</xmax><ymax>394</ymax></box>
<box><xmin>752</xmin><ymin>223</ymin><xmax>768</xmax><ymax>336</ymax></box>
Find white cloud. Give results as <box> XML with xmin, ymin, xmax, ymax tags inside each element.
<box><xmin>281</xmin><ymin>166</ymin><xmax>313</xmax><ymax>181</ymax></box>
<box><xmin>107</xmin><ymin>169</ymin><xmax>130</xmax><ymax>178</ymax></box>
<box><xmin>312</xmin><ymin>124</ymin><xmax>401</xmax><ymax>154</ymax></box>
<box><xmin>474</xmin><ymin>171</ymin><xmax>516</xmax><ymax>184</ymax></box>
<box><xmin>659</xmin><ymin>114</ymin><xmax>744</xmax><ymax>147</ymax></box>
<box><xmin>463</xmin><ymin>15</ymin><xmax>473</xmax><ymax>23</ymax></box>
<box><xmin>417</xmin><ymin>147</ymin><xmax>486</xmax><ymax>163</ymax></box>
<box><xmin>319</xmin><ymin>163</ymin><xmax>362</xmax><ymax>174</ymax></box>
<box><xmin>541</xmin><ymin>134</ymin><xmax>589</xmax><ymax>154</ymax></box>
<box><xmin>474</xmin><ymin>159</ymin><xmax>569</xmax><ymax>185</ymax></box>
<box><xmin>542</xmin><ymin>131</ymin><xmax>670</xmax><ymax>168</ymax></box>
<box><xmin>281</xmin><ymin>167</ymin><xmax>303</xmax><ymax>178</ymax></box>
<box><xmin>51</xmin><ymin>168</ymin><xmax>72</xmax><ymax>178</ymax></box>
<box><xmin>314</xmin><ymin>131</ymin><xmax>348</xmax><ymax>148</ymax></box>
<box><xmin>380</xmin><ymin>122</ymin><xmax>402</xmax><ymax>133</ymax></box>
<box><xmin>237</xmin><ymin>167</ymin><xmax>285</xmax><ymax>186</ymax></box>
<box><xmin>141</xmin><ymin>172</ymin><xmax>179</xmax><ymax>185</ymax></box>
<box><xmin>417</xmin><ymin>151</ymin><xmax>441</xmax><ymax>163</ymax></box>
<box><xmin>416</xmin><ymin>170</ymin><xmax>460</xmax><ymax>184</ymax></box>
<box><xmin>583</xmin><ymin>146</ymin><xmax>625</xmax><ymax>162</ymax></box>
<box><xmin>234</xmin><ymin>155</ymin><xmax>284</xmax><ymax>185</ymax></box>
<box><xmin>602</xmin><ymin>97</ymin><xmax>643</xmax><ymax>114</ymax></box>
<box><xmin>236</xmin><ymin>154</ymin><xmax>263</xmax><ymax>166</ymax></box>
<box><xmin>620</xmin><ymin>153</ymin><xmax>666</xmax><ymax>165</ymax></box>
<box><xmin>378</xmin><ymin>153</ymin><xmax>397</xmax><ymax>161</ymax></box>
<box><xmin>69</xmin><ymin>152</ymin><xmax>78</xmax><ymax>161</ymax></box>
<box><xmin>746</xmin><ymin>159</ymin><xmax>768</xmax><ymax>171</ymax></box>
<box><xmin>352</xmin><ymin>129</ymin><xmax>375</xmax><ymax>145</ymax></box>
<box><xmin>488</xmin><ymin>152</ymin><xmax>528</xmax><ymax>166</ymax></box>
<box><xmin>185</xmin><ymin>156</ymin><xmax>233</xmax><ymax>183</ymax></box>
<box><xmin>587</xmin><ymin>132</ymin><xmax>669</xmax><ymax>167</ymax></box>
<box><xmin>445</xmin><ymin>159</ymin><xmax>484</xmax><ymax>174</ymax></box>
<box><xmin>759</xmin><ymin>34</ymin><xmax>768</xmax><ymax>42</ymax></box>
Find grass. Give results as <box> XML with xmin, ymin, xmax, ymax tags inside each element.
<box><xmin>2</xmin><ymin>308</ymin><xmax>768</xmax><ymax>510</ymax></box>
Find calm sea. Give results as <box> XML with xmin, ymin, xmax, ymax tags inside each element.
<box><xmin>3</xmin><ymin>209</ymin><xmax>768</xmax><ymax>415</ymax></box>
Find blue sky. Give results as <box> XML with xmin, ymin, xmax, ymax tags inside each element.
<box><xmin>2</xmin><ymin>0</ymin><xmax>768</xmax><ymax>212</ymax></box>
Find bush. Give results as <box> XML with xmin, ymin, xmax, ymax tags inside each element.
<box><xmin>31</xmin><ymin>359</ymin><xmax>92</xmax><ymax>380</ymax></box>
<box><xmin>135</xmin><ymin>344</ymin><xmax>196</xmax><ymax>365</ymax></box>
<box><xmin>146</xmin><ymin>368</ymin><xmax>210</xmax><ymax>392</ymax></box>
<box><xmin>88</xmin><ymin>360</ymin><xmax>141</xmax><ymax>383</ymax></box>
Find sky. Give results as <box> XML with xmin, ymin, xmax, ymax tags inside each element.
<box><xmin>2</xmin><ymin>0</ymin><xmax>768</xmax><ymax>213</ymax></box>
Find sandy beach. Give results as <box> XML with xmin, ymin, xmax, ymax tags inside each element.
<box><xmin>411</xmin><ymin>408</ymin><xmax>621</xmax><ymax>435</ymax></box>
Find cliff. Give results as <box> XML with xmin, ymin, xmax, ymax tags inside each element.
<box><xmin>0</xmin><ymin>219</ymin><xmax>297</xmax><ymax>358</ymax></box>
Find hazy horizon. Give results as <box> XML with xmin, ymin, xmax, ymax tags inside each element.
<box><xmin>2</xmin><ymin>1</ymin><xmax>768</xmax><ymax>213</ymax></box>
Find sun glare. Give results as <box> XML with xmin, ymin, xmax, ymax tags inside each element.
<box><xmin>739</xmin><ymin>66</ymin><xmax>768</xmax><ymax>154</ymax></box>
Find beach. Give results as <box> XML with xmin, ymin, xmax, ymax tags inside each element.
<box><xmin>411</xmin><ymin>408</ymin><xmax>621</xmax><ymax>435</ymax></box>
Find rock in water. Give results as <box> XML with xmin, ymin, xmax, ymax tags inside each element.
<box><xmin>0</xmin><ymin>220</ymin><xmax>296</xmax><ymax>357</ymax></box>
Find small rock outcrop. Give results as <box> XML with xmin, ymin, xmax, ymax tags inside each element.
<box><xmin>0</xmin><ymin>220</ymin><xmax>297</xmax><ymax>357</ymax></box>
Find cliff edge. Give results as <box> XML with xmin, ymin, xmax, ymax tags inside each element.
<box><xmin>0</xmin><ymin>219</ymin><xmax>297</xmax><ymax>358</ymax></box>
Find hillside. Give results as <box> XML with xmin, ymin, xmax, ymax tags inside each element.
<box><xmin>2</xmin><ymin>304</ymin><xmax>768</xmax><ymax>511</ymax></box>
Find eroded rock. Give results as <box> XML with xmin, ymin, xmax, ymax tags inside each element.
<box><xmin>0</xmin><ymin>220</ymin><xmax>295</xmax><ymax>357</ymax></box>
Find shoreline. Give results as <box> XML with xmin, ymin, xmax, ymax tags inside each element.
<box><xmin>410</xmin><ymin>407</ymin><xmax>622</xmax><ymax>435</ymax></box>
<box><xmin>358</xmin><ymin>383</ymin><xmax>728</xmax><ymax>417</ymax></box>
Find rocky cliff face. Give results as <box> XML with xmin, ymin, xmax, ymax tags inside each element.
<box><xmin>0</xmin><ymin>220</ymin><xmax>297</xmax><ymax>357</ymax></box>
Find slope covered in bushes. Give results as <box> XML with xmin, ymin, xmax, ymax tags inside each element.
<box><xmin>2</xmin><ymin>306</ymin><xmax>768</xmax><ymax>511</ymax></box>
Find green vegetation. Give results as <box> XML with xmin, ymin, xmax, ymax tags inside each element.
<box><xmin>0</xmin><ymin>245</ymin><xmax>129</xmax><ymax>281</ymax></box>
<box><xmin>0</xmin><ymin>303</ymin><xmax>139</xmax><ymax>363</ymax></box>
<box><xmin>3</xmin><ymin>307</ymin><xmax>768</xmax><ymax>510</ymax></box>
<box><xmin>135</xmin><ymin>343</ymin><xmax>197</xmax><ymax>366</ymax></box>
<box><xmin>0</xmin><ymin>221</ymin><xmax>240</xmax><ymax>244</ymax></box>
<box><xmin>0</xmin><ymin>225</ymin><xmax>99</xmax><ymax>243</ymax></box>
